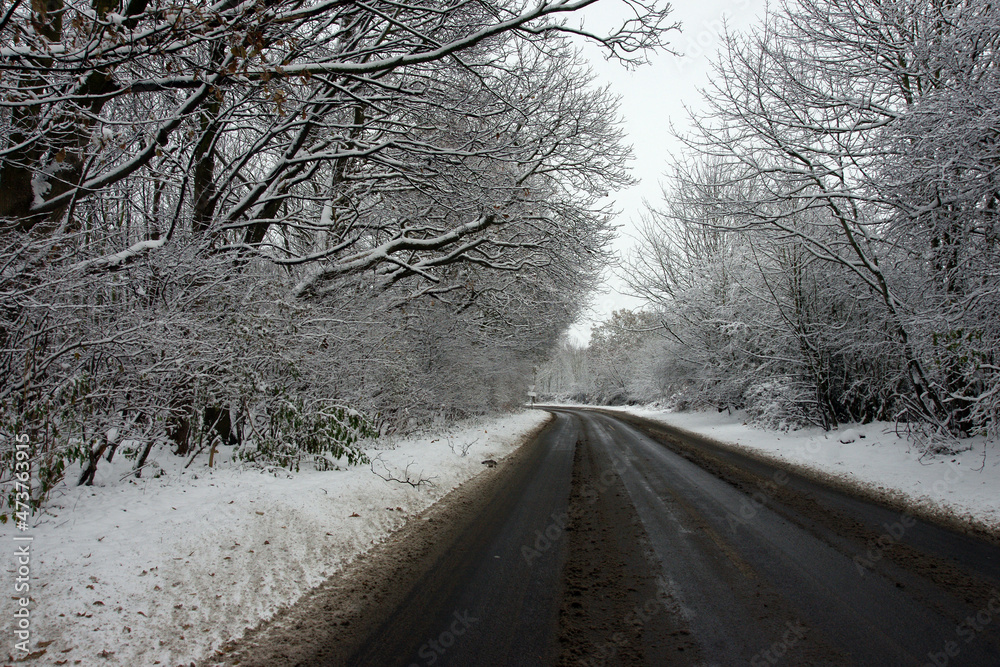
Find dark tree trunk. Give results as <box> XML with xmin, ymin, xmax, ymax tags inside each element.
<box><xmin>78</xmin><ymin>441</ymin><xmax>110</xmax><ymax>486</ymax></box>
<box><xmin>204</xmin><ymin>406</ymin><xmax>239</xmax><ymax>446</ymax></box>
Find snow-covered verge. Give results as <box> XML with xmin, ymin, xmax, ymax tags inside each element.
<box><xmin>1</xmin><ymin>410</ymin><xmax>549</xmax><ymax>666</ymax></box>
<box><xmin>607</xmin><ymin>405</ymin><xmax>1000</xmax><ymax>532</ymax></box>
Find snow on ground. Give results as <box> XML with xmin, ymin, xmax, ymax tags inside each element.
<box><xmin>1</xmin><ymin>410</ymin><xmax>548</xmax><ymax>666</ymax></box>
<box><xmin>610</xmin><ymin>405</ymin><xmax>1000</xmax><ymax>532</ymax></box>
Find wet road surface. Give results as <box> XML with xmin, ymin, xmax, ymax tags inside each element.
<box><xmin>210</xmin><ymin>408</ymin><xmax>1000</xmax><ymax>666</ymax></box>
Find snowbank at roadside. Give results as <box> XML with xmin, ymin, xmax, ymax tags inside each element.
<box><xmin>610</xmin><ymin>405</ymin><xmax>1000</xmax><ymax>531</ymax></box>
<box><xmin>1</xmin><ymin>410</ymin><xmax>548</xmax><ymax>666</ymax></box>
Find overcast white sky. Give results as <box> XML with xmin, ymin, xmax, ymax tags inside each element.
<box><xmin>565</xmin><ymin>0</ymin><xmax>768</xmax><ymax>344</ymax></box>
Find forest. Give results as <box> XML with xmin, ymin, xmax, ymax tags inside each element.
<box><xmin>0</xmin><ymin>0</ymin><xmax>675</xmax><ymax>509</ymax></box>
<box><xmin>538</xmin><ymin>0</ymin><xmax>1000</xmax><ymax>453</ymax></box>
<box><xmin>4</xmin><ymin>0</ymin><xmax>999</xmax><ymax>518</ymax></box>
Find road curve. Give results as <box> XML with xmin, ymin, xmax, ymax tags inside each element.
<box><xmin>208</xmin><ymin>407</ymin><xmax>1000</xmax><ymax>667</ymax></box>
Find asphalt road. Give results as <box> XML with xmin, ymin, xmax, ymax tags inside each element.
<box><xmin>571</xmin><ymin>408</ymin><xmax>1000</xmax><ymax>666</ymax></box>
<box><xmin>212</xmin><ymin>407</ymin><xmax>1000</xmax><ymax>666</ymax></box>
<box><xmin>344</xmin><ymin>409</ymin><xmax>577</xmax><ymax>667</ymax></box>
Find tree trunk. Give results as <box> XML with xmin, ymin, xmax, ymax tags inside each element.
<box><xmin>78</xmin><ymin>440</ymin><xmax>110</xmax><ymax>486</ymax></box>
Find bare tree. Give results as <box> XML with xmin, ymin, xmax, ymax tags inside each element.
<box><xmin>637</xmin><ymin>0</ymin><xmax>1000</xmax><ymax>443</ymax></box>
<box><xmin>1</xmin><ymin>0</ymin><xmax>677</xmax><ymax>508</ymax></box>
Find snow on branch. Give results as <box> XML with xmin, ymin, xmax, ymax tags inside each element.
<box><xmin>69</xmin><ymin>238</ymin><xmax>168</xmax><ymax>274</ymax></box>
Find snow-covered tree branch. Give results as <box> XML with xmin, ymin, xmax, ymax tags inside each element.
<box><xmin>0</xmin><ymin>0</ymin><xmax>675</xmax><ymax>510</ymax></box>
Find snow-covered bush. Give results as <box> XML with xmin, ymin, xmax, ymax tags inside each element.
<box><xmin>237</xmin><ymin>397</ymin><xmax>376</xmax><ymax>472</ymax></box>
<box><xmin>743</xmin><ymin>380</ymin><xmax>815</xmax><ymax>432</ymax></box>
